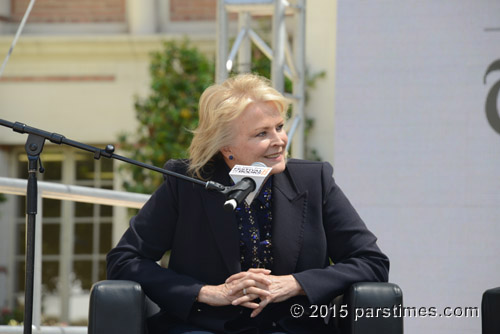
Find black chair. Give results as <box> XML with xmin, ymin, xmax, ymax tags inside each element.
<box><xmin>482</xmin><ymin>287</ymin><xmax>500</xmax><ymax>334</ymax></box>
<box><xmin>88</xmin><ymin>280</ymin><xmax>403</xmax><ymax>334</ymax></box>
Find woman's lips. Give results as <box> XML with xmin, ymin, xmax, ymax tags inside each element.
<box><xmin>264</xmin><ymin>152</ymin><xmax>282</xmax><ymax>159</ymax></box>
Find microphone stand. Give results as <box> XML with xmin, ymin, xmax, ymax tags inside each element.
<box><xmin>0</xmin><ymin>119</ymin><xmax>231</xmax><ymax>334</ymax></box>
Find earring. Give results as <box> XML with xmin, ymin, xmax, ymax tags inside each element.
<box><xmin>229</xmin><ymin>155</ymin><xmax>234</xmax><ymax>160</ymax></box>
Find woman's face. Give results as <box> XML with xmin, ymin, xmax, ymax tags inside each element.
<box><xmin>222</xmin><ymin>101</ymin><xmax>288</xmax><ymax>175</ymax></box>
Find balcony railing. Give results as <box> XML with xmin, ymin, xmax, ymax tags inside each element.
<box><xmin>0</xmin><ymin>176</ymin><xmax>150</xmax><ymax>334</ymax></box>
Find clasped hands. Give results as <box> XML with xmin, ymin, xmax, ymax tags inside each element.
<box><xmin>197</xmin><ymin>268</ymin><xmax>304</xmax><ymax>318</ymax></box>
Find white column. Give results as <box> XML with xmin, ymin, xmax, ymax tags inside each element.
<box><xmin>291</xmin><ymin>0</ymin><xmax>306</xmax><ymax>160</ymax></box>
<box><xmin>0</xmin><ymin>1</ymin><xmax>10</xmax><ymax>33</ymax></box>
<box><xmin>271</xmin><ymin>0</ymin><xmax>286</xmax><ymax>93</ymax></box>
<box><xmin>127</xmin><ymin>0</ymin><xmax>158</xmax><ymax>34</ymax></box>
<box><xmin>0</xmin><ymin>150</ymin><xmax>12</xmax><ymax>312</ymax></box>
<box><xmin>237</xmin><ymin>12</ymin><xmax>251</xmax><ymax>73</ymax></box>
<box><xmin>157</xmin><ymin>0</ymin><xmax>170</xmax><ymax>33</ymax></box>
<box><xmin>216</xmin><ymin>0</ymin><xmax>229</xmax><ymax>83</ymax></box>
<box><xmin>60</xmin><ymin>151</ymin><xmax>76</xmax><ymax>323</ymax></box>
<box><xmin>305</xmin><ymin>0</ymin><xmax>336</xmax><ymax>164</ymax></box>
<box><xmin>0</xmin><ymin>1</ymin><xmax>10</xmax><ymax>17</ymax></box>
<box><xmin>112</xmin><ymin>152</ymin><xmax>132</xmax><ymax>246</ymax></box>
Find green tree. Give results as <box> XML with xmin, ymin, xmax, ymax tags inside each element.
<box><xmin>118</xmin><ymin>39</ymin><xmax>324</xmax><ymax>194</ymax></box>
<box><xmin>118</xmin><ymin>40</ymin><xmax>214</xmax><ymax>194</ymax></box>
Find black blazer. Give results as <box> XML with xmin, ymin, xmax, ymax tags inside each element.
<box><xmin>107</xmin><ymin>158</ymin><xmax>389</xmax><ymax>333</ymax></box>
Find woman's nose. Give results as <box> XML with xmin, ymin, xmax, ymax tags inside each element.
<box><xmin>271</xmin><ymin>130</ymin><xmax>287</xmax><ymax>146</ymax></box>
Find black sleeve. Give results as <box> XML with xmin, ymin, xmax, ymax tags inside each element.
<box><xmin>293</xmin><ymin>162</ymin><xmax>389</xmax><ymax>305</ymax></box>
<box><xmin>106</xmin><ymin>160</ymin><xmax>204</xmax><ymax>321</ymax></box>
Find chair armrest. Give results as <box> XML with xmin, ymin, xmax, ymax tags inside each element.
<box><xmin>88</xmin><ymin>280</ymin><xmax>148</xmax><ymax>334</ymax></box>
<box><xmin>88</xmin><ymin>280</ymin><xmax>403</xmax><ymax>334</ymax></box>
<box><xmin>482</xmin><ymin>287</ymin><xmax>500</xmax><ymax>334</ymax></box>
<box><xmin>341</xmin><ymin>282</ymin><xmax>403</xmax><ymax>334</ymax></box>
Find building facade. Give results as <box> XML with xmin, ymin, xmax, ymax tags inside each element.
<box><xmin>0</xmin><ymin>0</ymin><xmax>218</xmax><ymax>324</ymax></box>
<box><xmin>0</xmin><ymin>0</ymin><xmax>336</xmax><ymax>324</ymax></box>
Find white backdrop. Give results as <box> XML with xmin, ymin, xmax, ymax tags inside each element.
<box><xmin>334</xmin><ymin>1</ymin><xmax>500</xmax><ymax>333</ymax></box>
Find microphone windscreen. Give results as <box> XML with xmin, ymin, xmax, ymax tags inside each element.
<box><xmin>251</xmin><ymin>162</ymin><xmax>267</xmax><ymax>168</ymax></box>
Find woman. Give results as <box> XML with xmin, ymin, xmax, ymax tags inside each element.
<box><xmin>107</xmin><ymin>74</ymin><xmax>389</xmax><ymax>334</ymax></box>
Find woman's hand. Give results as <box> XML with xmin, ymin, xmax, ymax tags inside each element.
<box><xmin>197</xmin><ymin>268</ymin><xmax>272</xmax><ymax>309</ymax></box>
<box><xmin>227</xmin><ymin>271</ymin><xmax>305</xmax><ymax>317</ymax></box>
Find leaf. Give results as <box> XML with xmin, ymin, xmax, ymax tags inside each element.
<box><xmin>118</xmin><ymin>40</ymin><xmax>215</xmax><ymax>194</ymax></box>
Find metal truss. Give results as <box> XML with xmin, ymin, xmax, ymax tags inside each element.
<box><xmin>216</xmin><ymin>0</ymin><xmax>306</xmax><ymax>158</ymax></box>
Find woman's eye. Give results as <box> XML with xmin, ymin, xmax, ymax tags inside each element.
<box><xmin>276</xmin><ymin>124</ymin><xmax>284</xmax><ymax>131</ymax></box>
<box><xmin>256</xmin><ymin>131</ymin><xmax>266</xmax><ymax>137</ymax></box>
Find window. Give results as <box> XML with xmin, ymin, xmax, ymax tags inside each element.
<box><xmin>14</xmin><ymin>147</ymin><xmax>115</xmax><ymax>324</ymax></box>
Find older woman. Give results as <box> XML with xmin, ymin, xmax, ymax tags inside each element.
<box><xmin>107</xmin><ymin>74</ymin><xmax>389</xmax><ymax>334</ymax></box>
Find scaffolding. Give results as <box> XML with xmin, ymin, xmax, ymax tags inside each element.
<box><xmin>216</xmin><ymin>0</ymin><xmax>306</xmax><ymax>158</ymax></box>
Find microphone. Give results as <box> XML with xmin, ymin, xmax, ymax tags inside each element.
<box><xmin>223</xmin><ymin>178</ymin><xmax>256</xmax><ymax>212</ymax></box>
<box><xmin>223</xmin><ymin>162</ymin><xmax>272</xmax><ymax>212</ymax></box>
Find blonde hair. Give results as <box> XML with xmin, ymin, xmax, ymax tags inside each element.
<box><xmin>188</xmin><ymin>73</ymin><xmax>290</xmax><ymax>179</ymax></box>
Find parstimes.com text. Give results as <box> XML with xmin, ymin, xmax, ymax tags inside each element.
<box><xmin>352</xmin><ymin>304</ymin><xmax>479</xmax><ymax>321</ymax></box>
<box><xmin>290</xmin><ymin>303</ymin><xmax>480</xmax><ymax>321</ymax></box>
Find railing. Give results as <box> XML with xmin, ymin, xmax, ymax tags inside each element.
<box><xmin>0</xmin><ymin>176</ymin><xmax>150</xmax><ymax>334</ymax></box>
